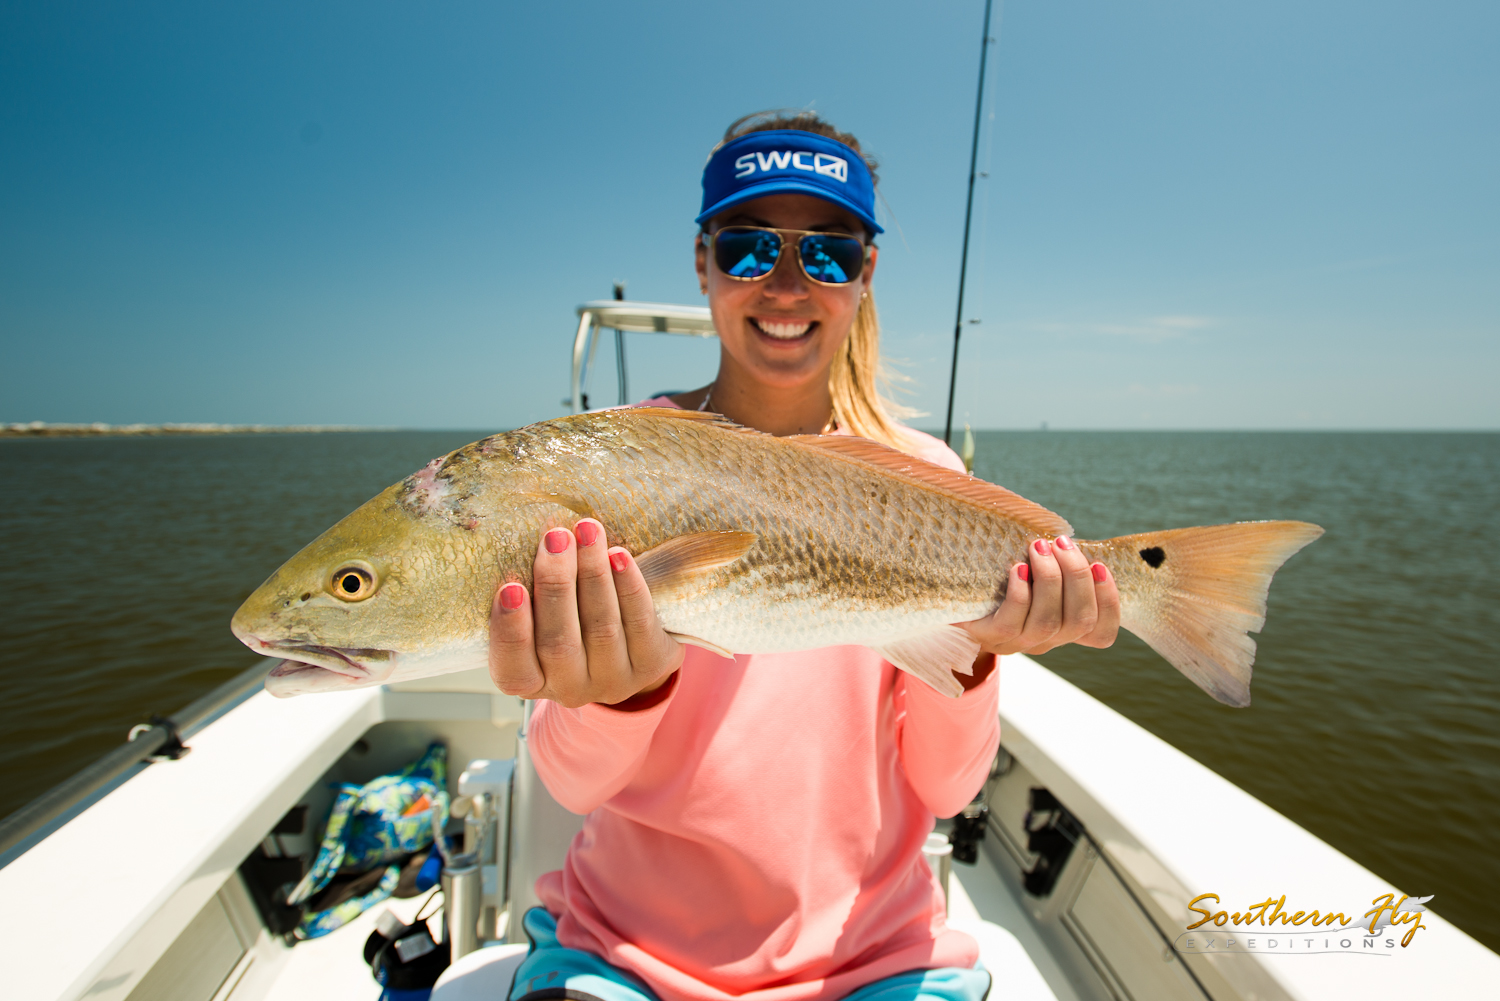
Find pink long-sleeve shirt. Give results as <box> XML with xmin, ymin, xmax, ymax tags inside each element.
<box><xmin>529</xmin><ymin>408</ymin><xmax>1000</xmax><ymax>1001</ymax></box>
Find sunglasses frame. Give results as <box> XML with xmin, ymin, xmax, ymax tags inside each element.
<box><xmin>705</xmin><ymin>226</ymin><xmax>872</xmax><ymax>287</ymax></box>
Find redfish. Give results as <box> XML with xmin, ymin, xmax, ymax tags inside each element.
<box><xmin>231</xmin><ymin>409</ymin><xmax>1321</xmax><ymax>705</ymax></box>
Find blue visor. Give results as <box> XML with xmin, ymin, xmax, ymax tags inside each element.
<box><xmin>697</xmin><ymin>130</ymin><xmax>883</xmax><ymax>235</ymax></box>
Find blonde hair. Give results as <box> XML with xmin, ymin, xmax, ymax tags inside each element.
<box><xmin>828</xmin><ymin>292</ymin><xmax>921</xmax><ymax>450</ymax></box>
<box><xmin>716</xmin><ymin>111</ymin><xmax>922</xmax><ymax>454</ymax></box>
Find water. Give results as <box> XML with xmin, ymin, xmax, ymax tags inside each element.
<box><xmin>0</xmin><ymin>432</ymin><xmax>480</xmax><ymax>808</ymax></box>
<box><xmin>0</xmin><ymin>431</ymin><xmax>1496</xmax><ymax>951</ymax></box>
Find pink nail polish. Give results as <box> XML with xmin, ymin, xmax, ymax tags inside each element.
<box><xmin>609</xmin><ymin>550</ymin><xmax>629</xmax><ymax>573</ymax></box>
<box><xmin>499</xmin><ymin>583</ymin><xmax>524</xmax><ymax>610</ymax></box>
<box><xmin>1033</xmin><ymin>539</ymin><xmax>1051</xmax><ymax>556</ymax></box>
<box><xmin>1091</xmin><ymin>563</ymin><xmax>1107</xmax><ymax>583</ymax></box>
<box><xmin>1055</xmin><ymin>535</ymin><xmax>1074</xmax><ymax>551</ymax></box>
<box><xmin>545</xmin><ymin>529</ymin><xmax>569</xmax><ymax>554</ymax></box>
<box><xmin>1017</xmin><ymin>563</ymin><xmax>1030</xmax><ymax>583</ymax></box>
<box><xmin>576</xmin><ymin>521</ymin><xmax>599</xmax><ymax>547</ymax></box>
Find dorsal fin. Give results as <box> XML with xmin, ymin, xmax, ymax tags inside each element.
<box><xmin>615</xmin><ymin>408</ymin><xmax>1072</xmax><ymax>538</ymax></box>
<box><xmin>615</xmin><ymin>407</ymin><xmax>769</xmax><ymax>435</ymax></box>
<box><xmin>627</xmin><ymin>406</ymin><xmax>724</xmax><ymax>422</ymax></box>
<box><xmin>787</xmin><ymin>434</ymin><xmax>1073</xmax><ymax>538</ymax></box>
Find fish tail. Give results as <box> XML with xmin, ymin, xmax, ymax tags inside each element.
<box><xmin>1093</xmin><ymin>520</ymin><xmax>1323</xmax><ymax>707</ymax></box>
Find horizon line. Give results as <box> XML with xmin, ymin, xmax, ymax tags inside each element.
<box><xmin>5</xmin><ymin>420</ymin><xmax>1497</xmax><ymax>438</ymax></box>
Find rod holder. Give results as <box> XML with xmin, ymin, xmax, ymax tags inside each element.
<box><xmin>460</xmin><ymin>758</ymin><xmax>515</xmax><ymax>941</ymax></box>
<box><xmin>922</xmin><ymin>832</ymin><xmax>954</xmax><ymax>914</ymax></box>
<box><xmin>443</xmin><ymin>852</ymin><xmax>483</xmax><ymax>961</ymax></box>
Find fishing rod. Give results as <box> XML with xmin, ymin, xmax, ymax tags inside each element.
<box><xmin>614</xmin><ymin>281</ymin><xmax>627</xmax><ymax>405</ymax></box>
<box><xmin>943</xmin><ymin>0</ymin><xmax>996</xmax><ymax>445</ymax></box>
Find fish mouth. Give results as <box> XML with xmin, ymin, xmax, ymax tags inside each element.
<box><xmin>253</xmin><ymin>641</ymin><xmax>393</xmax><ymax>682</ymax></box>
<box><xmin>234</xmin><ymin>629</ymin><xmax>398</xmax><ymax>697</ymax></box>
<box><xmin>262</xmin><ymin>658</ymin><xmax>378</xmax><ymax>698</ymax></box>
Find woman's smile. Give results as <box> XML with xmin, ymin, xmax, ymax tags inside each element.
<box><xmin>751</xmin><ymin>316</ymin><xmax>816</xmax><ymax>342</ymax></box>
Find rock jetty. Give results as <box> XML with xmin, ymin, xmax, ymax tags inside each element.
<box><xmin>1</xmin><ymin>422</ymin><xmax>367</xmax><ymax>438</ymax></box>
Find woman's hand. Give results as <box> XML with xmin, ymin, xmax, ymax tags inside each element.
<box><xmin>489</xmin><ymin>519</ymin><xmax>684</xmax><ymax>708</ymax></box>
<box><xmin>959</xmin><ymin>536</ymin><xmax>1121</xmax><ymax>657</ymax></box>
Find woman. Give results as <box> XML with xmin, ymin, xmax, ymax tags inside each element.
<box><xmin>488</xmin><ymin>112</ymin><xmax>1119</xmax><ymax>1001</ymax></box>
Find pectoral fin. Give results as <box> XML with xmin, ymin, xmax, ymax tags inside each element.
<box><xmin>515</xmin><ymin>492</ymin><xmax>596</xmax><ymax>519</ymax></box>
<box><xmin>635</xmin><ymin>531</ymin><xmax>758</xmax><ymax>594</ymax></box>
<box><xmin>875</xmin><ymin>625</ymin><xmax>982</xmax><ymax>699</ymax></box>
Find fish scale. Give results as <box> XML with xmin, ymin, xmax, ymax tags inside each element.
<box><xmin>232</xmin><ymin>408</ymin><xmax>1322</xmax><ymax>705</ymax></box>
<box><xmin>525</xmin><ymin>426</ymin><xmax>1004</xmax><ymax>648</ymax></box>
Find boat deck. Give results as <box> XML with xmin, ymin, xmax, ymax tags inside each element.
<box><xmin>3</xmin><ymin>657</ymin><xmax>1495</xmax><ymax>1001</ymax></box>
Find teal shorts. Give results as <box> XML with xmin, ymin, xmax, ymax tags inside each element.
<box><xmin>510</xmin><ymin>908</ymin><xmax>992</xmax><ymax>1001</ymax></box>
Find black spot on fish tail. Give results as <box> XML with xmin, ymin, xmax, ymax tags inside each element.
<box><xmin>1139</xmin><ymin>546</ymin><xmax>1166</xmax><ymax>568</ymax></box>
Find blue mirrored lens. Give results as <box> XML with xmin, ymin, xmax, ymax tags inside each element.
<box><xmin>715</xmin><ymin>229</ymin><xmax>781</xmax><ymax>279</ymax></box>
<box><xmin>799</xmin><ymin>234</ymin><xmax>864</xmax><ymax>284</ymax></box>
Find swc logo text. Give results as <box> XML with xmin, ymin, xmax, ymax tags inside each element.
<box><xmin>734</xmin><ymin>151</ymin><xmax>848</xmax><ymax>183</ymax></box>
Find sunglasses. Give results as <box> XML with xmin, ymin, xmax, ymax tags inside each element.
<box><xmin>708</xmin><ymin>226</ymin><xmax>870</xmax><ymax>286</ymax></box>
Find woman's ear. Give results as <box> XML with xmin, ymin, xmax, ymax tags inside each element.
<box><xmin>694</xmin><ymin>233</ymin><xmax>709</xmax><ymax>294</ymax></box>
<box><xmin>862</xmin><ymin>244</ymin><xmax>879</xmax><ymax>293</ymax></box>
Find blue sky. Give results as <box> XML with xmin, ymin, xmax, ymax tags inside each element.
<box><xmin>2</xmin><ymin>0</ymin><xmax>1495</xmax><ymax>430</ymax></box>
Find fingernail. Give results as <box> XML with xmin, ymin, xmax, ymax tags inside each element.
<box><xmin>545</xmin><ymin>529</ymin><xmax>569</xmax><ymax>554</ymax></box>
<box><xmin>575</xmin><ymin>521</ymin><xmax>599</xmax><ymax>547</ymax></box>
<box><xmin>1017</xmin><ymin>563</ymin><xmax>1030</xmax><ymax>582</ymax></box>
<box><xmin>1091</xmin><ymin>562</ymin><xmax>1108</xmax><ymax>583</ymax></box>
<box><xmin>1033</xmin><ymin>539</ymin><xmax>1051</xmax><ymax>556</ymax></box>
<box><xmin>1055</xmin><ymin>535</ymin><xmax>1074</xmax><ymax>551</ymax></box>
<box><xmin>499</xmin><ymin>583</ymin><xmax>525</xmax><ymax>610</ymax></box>
<box><xmin>609</xmin><ymin>550</ymin><xmax>629</xmax><ymax>573</ymax></box>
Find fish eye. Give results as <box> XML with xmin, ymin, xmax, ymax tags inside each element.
<box><xmin>329</xmin><ymin>562</ymin><xmax>378</xmax><ymax>602</ymax></box>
